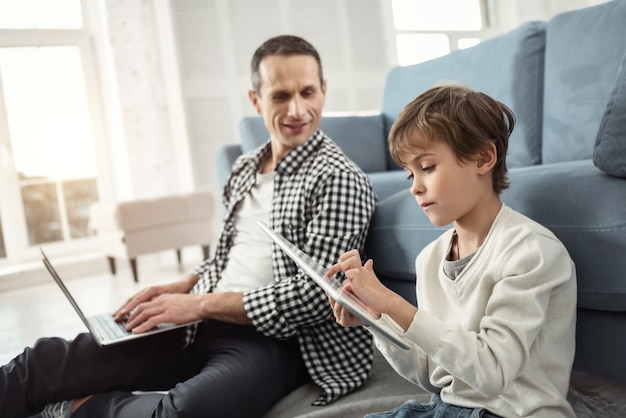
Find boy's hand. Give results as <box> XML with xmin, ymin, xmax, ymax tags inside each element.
<box><xmin>327</xmin><ymin>291</ymin><xmax>367</xmax><ymax>327</ymax></box>
<box><xmin>335</xmin><ymin>251</ymin><xmax>389</xmax><ymax>313</ymax></box>
<box><xmin>328</xmin><ymin>250</ymin><xmax>418</xmax><ymax>333</ymax></box>
<box><xmin>326</xmin><ymin>249</ymin><xmax>385</xmax><ymax>326</ymax></box>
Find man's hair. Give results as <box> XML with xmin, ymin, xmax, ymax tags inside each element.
<box><xmin>250</xmin><ymin>35</ymin><xmax>324</xmax><ymax>94</ymax></box>
<box><xmin>389</xmin><ymin>84</ymin><xmax>515</xmax><ymax>194</ymax></box>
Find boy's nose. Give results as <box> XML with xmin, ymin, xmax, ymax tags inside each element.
<box><xmin>410</xmin><ymin>179</ymin><xmax>424</xmax><ymax>196</ymax></box>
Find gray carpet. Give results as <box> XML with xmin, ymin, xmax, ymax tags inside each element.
<box><xmin>266</xmin><ymin>351</ymin><xmax>626</xmax><ymax>418</ymax></box>
<box><xmin>567</xmin><ymin>385</ymin><xmax>626</xmax><ymax>417</ymax></box>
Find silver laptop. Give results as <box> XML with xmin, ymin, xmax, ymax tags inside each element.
<box><xmin>257</xmin><ymin>220</ymin><xmax>410</xmax><ymax>350</ymax></box>
<box><xmin>40</xmin><ymin>249</ymin><xmax>200</xmax><ymax>346</ymax></box>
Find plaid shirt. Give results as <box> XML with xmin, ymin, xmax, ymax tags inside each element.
<box><xmin>187</xmin><ymin>130</ymin><xmax>377</xmax><ymax>405</ymax></box>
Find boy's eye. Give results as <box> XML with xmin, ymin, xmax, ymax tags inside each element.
<box><xmin>421</xmin><ymin>165</ymin><xmax>435</xmax><ymax>173</ymax></box>
<box><xmin>406</xmin><ymin>174</ymin><xmax>414</xmax><ymax>181</ymax></box>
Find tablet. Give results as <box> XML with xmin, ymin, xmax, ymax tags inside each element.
<box><xmin>257</xmin><ymin>219</ymin><xmax>410</xmax><ymax>350</ymax></box>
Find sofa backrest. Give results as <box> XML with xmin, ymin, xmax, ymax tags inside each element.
<box><xmin>542</xmin><ymin>0</ymin><xmax>626</xmax><ymax>165</ymax></box>
<box><xmin>239</xmin><ymin>114</ymin><xmax>389</xmax><ymax>173</ymax></box>
<box><xmin>381</xmin><ymin>21</ymin><xmax>546</xmax><ymax>169</ymax></box>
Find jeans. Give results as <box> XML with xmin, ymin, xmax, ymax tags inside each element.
<box><xmin>1</xmin><ymin>320</ymin><xmax>309</xmax><ymax>418</ymax></box>
<box><xmin>365</xmin><ymin>394</ymin><xmax>501</xmax><ymax>418</ymax></box>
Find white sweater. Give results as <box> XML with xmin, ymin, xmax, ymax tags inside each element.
<box><xmin>374</xmin><ymin>205</ymin><xmax>577</xmax><ymax>417</ymax></box>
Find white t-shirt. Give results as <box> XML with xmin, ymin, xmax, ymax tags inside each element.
<box><xmin>213</xmin><ymin>171</ymin><xmax>274</xmax><ymax>293</ymax></box>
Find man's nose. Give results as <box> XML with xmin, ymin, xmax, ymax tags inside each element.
<box><xmin>288</xmin><ymin>96</ymin><xmax>304</xmax><ymax>116</ymax></box>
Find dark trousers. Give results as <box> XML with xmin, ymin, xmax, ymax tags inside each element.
<box><xmin>1</xmin><ymin>320</ymin><xmax>309</xmax><ymax>418</ymax></box>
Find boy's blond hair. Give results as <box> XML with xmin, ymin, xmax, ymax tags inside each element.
<box><xmin>389</xmin><ymin>84</ymin><xmax>515</xmax><ymax>194</ymax></box>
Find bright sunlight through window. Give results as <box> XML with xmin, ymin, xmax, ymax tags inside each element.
<box><xmin>0</xmin><ymin>47</ymin><xmax>96</xmax><ymax>180</ymax></box>
<box><xmin>391</xmin><ymin>0</ymin><xmax>484</xmax><ymax>66</ymax></box>
<box><xmin>0</xmin><ymin>0</ymin><xmax>82</xmax><ymax>29</ymax></box>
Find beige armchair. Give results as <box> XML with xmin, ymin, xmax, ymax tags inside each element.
<box><xmin>89</xmin><ymin>191</ymin><xmax>215</xmax><ymax>282</ymax></box>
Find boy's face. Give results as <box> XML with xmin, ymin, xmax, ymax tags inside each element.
<box><xmin>403</xmin><ymin>136</ymin><xmax>491</xmax><ymax>227</ymax></box>
<box><xmin>248</xmin><ymin>54</ymin><xmax>327</xmax><ymax>161</ymax></box>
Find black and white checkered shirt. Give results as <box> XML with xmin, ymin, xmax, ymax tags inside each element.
<box><xmin>187</xmin><ymin>130</ymin><xmax>377</xmax><ymax>405</ymax></box>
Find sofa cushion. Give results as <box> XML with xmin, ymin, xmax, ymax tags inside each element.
<box><xmin>381</xmin><ymin>21</ymin><xmax>546</xmax><ymax>169</ymax></box>
<box><xmin>239</xmin><ymin>115</ymin><xmax>389</xmax><ymax>173</ymax></box>
<box><xmin>502</xmin><ymin>160</ymin><xmax>626</xmax><ymax>312</ymax></box>
<box><xmin>367</xmin><ymin>171</ymin><xmax>409</xmax><ymax>202</ymax></box>
<box><xmin>593</xmin><ymin>49</ymin><xmax>626</xmax><ymax>178</ymax></box>
<box><xmin>542</xmin><ymin>0</ymin><xmax>626</xmax><ymax>164</ymax></box>
<box><xmin>91</xmin><ymin>197</ymin><xmax>187</xmax><ymax>231</ymax></box>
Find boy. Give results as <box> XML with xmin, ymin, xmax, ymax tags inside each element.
<box><xmin>328</xmin><ymin>84</ymin><xmax>577</xmax><ymax>417</ymax></box>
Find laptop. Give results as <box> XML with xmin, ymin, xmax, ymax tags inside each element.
<box><xmin>257</xmin><ymin>220</ymin><xmax>410</xmax><ymax>350</ymax></box>
<box><xmin>40</xmin><ymin>249</ymin><xmax>200</xmax><ymax>346</ymax></box>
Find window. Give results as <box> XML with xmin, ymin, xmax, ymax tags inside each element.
<box><xmin>391</xmin><ymin>0</ymin><xmax>489</xmax><ymax>66</ymax></box>
<box><xmin>0</xmin><ymin>0</ymin><xmax>82</xmax><ymax>29</ymax></box>
<box><xmin>0</xmin><ymin>0</ymin><xmax>101</xmax><ymax>262</ymax></box>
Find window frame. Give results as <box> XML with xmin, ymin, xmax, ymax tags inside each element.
<box><xmin>0</xmin><ymin>2</ymin><xmax>109</xmax><ymax>264</ymax></box>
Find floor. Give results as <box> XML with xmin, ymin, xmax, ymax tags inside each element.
<box><xmin>0</xmin><ymin>253</ymin><xmax>186</xmax><ymax>366</ymax></box>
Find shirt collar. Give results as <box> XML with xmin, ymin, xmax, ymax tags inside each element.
<box><xmin>250</xmin><ymin>130</ymin><xmax>325</xmax><ymax>176</ymax></box>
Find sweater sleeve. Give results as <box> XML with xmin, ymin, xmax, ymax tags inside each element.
<box><xmin>370</xmin><ymin>313</ymin><xmax>442</xmax><ymax>394</ymax></box>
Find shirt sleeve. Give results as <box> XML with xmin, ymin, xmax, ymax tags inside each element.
<box><xmin>243</xmin><ymin>169</ymin><xmax>376</xmax><ymax>339</ymax></box>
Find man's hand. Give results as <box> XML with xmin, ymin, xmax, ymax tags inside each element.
<box><xmin>124</xmin><ymin>293</ymin><xmax>205</xmax><ymax>333</ymax></box>
<box><xmin>113</xmin><ymin>275</ymin><xmax>198</xmax><ymax>323</ymax></box>
<box><xmin>114</xmin><ymin>275</ymin><xmax>252</xmax><ymax>333</ymax></box>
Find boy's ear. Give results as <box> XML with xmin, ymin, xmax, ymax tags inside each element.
<box><xmin>475</xmin><ymin>142</ymin><xmax>497</xmax><ymax>174</ymax></box>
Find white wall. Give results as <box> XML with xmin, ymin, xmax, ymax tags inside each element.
<box><xmin>95</xmin><ymin>0</ymin><xmax>610</xmax><ymax>203</ymax></box>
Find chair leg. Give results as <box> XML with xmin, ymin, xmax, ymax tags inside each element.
<box><xmin>129</xmin><ymin>258</ymin><xmax>138</xmax><ymax>282</ymax></box>
<box><xmin>176</xmin><ymin>249</ymin><xmax>182</xmax><ymax>268</ymax></box>
<box><xmin>107</xmin><ymin>256</ymin><xmax>116</xmax><ymax>275</ymax></box>
<box><xmin>202</xmin><ymin>245</ymin><xmax>210</xmax><ymax>260</ymax></box>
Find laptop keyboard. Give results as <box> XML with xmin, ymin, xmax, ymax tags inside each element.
<box><xmin>90</xmin><ymin>315</ymin><xmax>131</xmax><ymax>340</ymax></box>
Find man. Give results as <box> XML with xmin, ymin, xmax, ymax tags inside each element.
<box><xmin>0</xmin><ymin>35</ymin><xmax>376</xmax><ymax>417</ymax></box>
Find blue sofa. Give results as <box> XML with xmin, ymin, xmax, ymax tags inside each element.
<box><xmin>217</xmin><ymin>1</ymin><xmax>626</xmax><ymax>416</ymax></box>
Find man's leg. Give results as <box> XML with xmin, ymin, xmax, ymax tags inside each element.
<box><xmin>1</xmin><ymin>328</ymin><xmax>192</xmax><ymax>417</ymax></box>
<box><xmin>73</xmin><ymin>321</ymin><xmax>310</xmax><ymax>418</ymax></box>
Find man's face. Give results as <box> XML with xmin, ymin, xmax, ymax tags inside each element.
<box><xmin>248</xmin><ymin>55</ymin><xmax>326</xmax><ymax>160</ymax></box>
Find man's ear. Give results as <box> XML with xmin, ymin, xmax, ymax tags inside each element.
<box><xmin>315</xmin><ymin>79</ymin><xmax>328</xmax><ymax>111</ymax></box>
<box><xmin>476</xmin><ymin>142</ymin><xmax>497</xmax><ymax>174</ymax></box>
<box><xmin>248</xmin><ymin>90</ymin><xmax>262</xmax><ymax>115</ymax></box>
